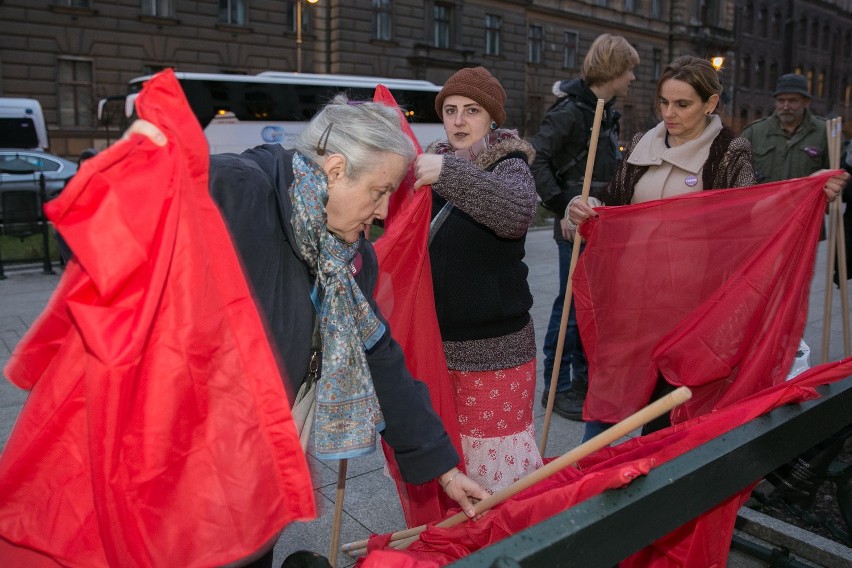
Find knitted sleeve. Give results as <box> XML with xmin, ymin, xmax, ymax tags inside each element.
<box><xmin>432</xmin><ymin>154</ymin><xmax>537</xmax><ymax>239</ymax></box>
<box><xmin>703</xmin><ymin>129</ymin><xmax>757</xmax><ymax>189</ymax></box>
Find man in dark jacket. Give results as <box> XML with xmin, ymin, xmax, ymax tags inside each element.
<box><xmin>529</xmin><ymin>34</ymin><xmax>639</xmax><ymax>420</ymax></box>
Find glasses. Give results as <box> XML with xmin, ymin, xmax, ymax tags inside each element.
<box><xmin>316</xmin><ymin>122</ymin><xmax>333</xmax><ymax>156</ymax></box>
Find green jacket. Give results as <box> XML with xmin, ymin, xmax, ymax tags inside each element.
<box><xmin>740</xmin><ymin>108</ymin><xmax>829</xmax><ymax>183</ymax></box>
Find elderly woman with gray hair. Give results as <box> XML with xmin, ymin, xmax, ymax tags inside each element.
<box><xmin>129</xmin><ymin>95</ymin><xmax>488</xmax><ymax>567</ymax></box>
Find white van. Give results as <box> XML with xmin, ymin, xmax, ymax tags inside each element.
<box><xmin>0</xmin><ymin>98</ymin><xmax>49</xmax><ymax>151</ymax></box>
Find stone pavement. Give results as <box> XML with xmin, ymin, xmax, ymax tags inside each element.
<box><xmin>1</xmin><ymin>227</ymin><xmax>851</xmax><ymax>567</ymax></box>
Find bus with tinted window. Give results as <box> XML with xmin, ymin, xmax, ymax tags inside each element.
<box><xmin>101</xmin><ymin>72</ymin><xmax>445</xmax><ymax>154</ymax></box>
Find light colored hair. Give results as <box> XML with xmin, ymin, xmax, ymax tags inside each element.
<box><xmin>582</xmin><ymin>34</ymin><xmax>640</xmax><ymax>87</ymax></box>
<box><xmin>294</xmin><ymin>94</ymin><xmax>416</xmax><ymax>179</ymax></box>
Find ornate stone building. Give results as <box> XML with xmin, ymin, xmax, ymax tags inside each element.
<box><xmin>0</xmin><ymin>1</ymin><xmax>848</xmax><ymax>158</ymax></box>
<box><xmin>731</xmin><ymin>0</ymin><xmax>852</xmax><ymax>133</ymax></box>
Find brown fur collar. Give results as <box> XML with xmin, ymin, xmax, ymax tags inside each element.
<box><xmin>426</xmin><ymin>129</ymin><xmax>536</xmax><ymax>169</ymax></box>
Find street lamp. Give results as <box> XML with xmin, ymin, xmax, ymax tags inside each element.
<box><xmin>296</xmin><ymin>0</ymin><xmax>320</xmax><ymax>73</ymax></box>
<box><xmin>710</xmin><ymin>56</ymin><xmax>725</xmax><ymax>71</ymax></box>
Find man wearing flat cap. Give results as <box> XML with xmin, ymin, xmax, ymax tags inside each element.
<box><xmin>741</xmin><ymin>73</ymin><xmax>830</xmax><ymax>183</ymax></box>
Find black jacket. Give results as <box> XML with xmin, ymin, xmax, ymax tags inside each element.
<box><xmin>207</xmin><ymin>145</ymin><xmax>458</xmax><ymax>484</ymax></box>
<box><xmin>529</xmin><ymin>79</ymin><xmax>621</xmax><ymax>240</ymax></box>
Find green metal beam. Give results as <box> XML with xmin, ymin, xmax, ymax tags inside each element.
<box><xmin>450</xmin><ymin>375</ymin><xmax>852</xmax><ymax>568</ymax></box>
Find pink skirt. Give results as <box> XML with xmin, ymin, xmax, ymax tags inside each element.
<box><xmin>450</xmin><ymin>359</ymin><xmax>543</xmax><ymax>492</ymax></box>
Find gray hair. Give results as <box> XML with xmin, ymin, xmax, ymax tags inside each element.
<box><xmin>294</xmin><ymin>94</ymin><xmax>416</xmax><ymax>179</ymax></box>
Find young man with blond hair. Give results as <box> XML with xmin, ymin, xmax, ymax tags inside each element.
<box><xmin>530</xmin><ymin>34</ymin><xmax>639</xmax><ymax>420</ymax></box>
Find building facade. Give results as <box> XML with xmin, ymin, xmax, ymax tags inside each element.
<box><xmin>0</xmin><ymin>1</ymin><xmax>848</xmax><ymax>159</ymax></box>
<box><xmin>731</xmin><ymin>0</ymin><xmax>852</xmax><ymax>133</ymax></box>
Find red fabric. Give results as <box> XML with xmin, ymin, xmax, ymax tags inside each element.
<box><xmin>0</xmin><ymin>70</ymin><xmax>315</xmax><ymax>566</ymax></box>
<box><xmin>371</xmin><ymin>86</ymin><xmax>463</xmax><ymax>528</ymax></box>
<box><xmin>574</xmin><ymin>173</ymin><xmax>838</xmax><ymax>423</ymax></box>
<box><xmin>357</xmin><ymin>358</ymin><xmax>852</xmax><ymax>567</ymax></box>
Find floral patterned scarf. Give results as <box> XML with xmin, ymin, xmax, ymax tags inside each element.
<box><xmin>289</xmin><ymin>152</ymin><xmax>385</xmax><ymax>459</ymax></box>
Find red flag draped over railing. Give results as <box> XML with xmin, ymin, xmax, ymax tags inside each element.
<box><xmin>371</xmin><ymin>86</ymin><xmax>463</xmax><ymax>528</ymax></box>
<box><xmin>358</xmin><ymin>359</ymin><xmax>852</xmax><ymax>567</ymax></box>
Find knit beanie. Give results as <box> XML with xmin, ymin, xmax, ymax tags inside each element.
<box><xmin>435</xmin><ymin>67</ymin><xmax>507</xmax><ymax>127</ymax></box>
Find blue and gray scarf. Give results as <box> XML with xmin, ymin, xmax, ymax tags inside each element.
<box><xmin>289</xmin><ymin>152</ymin><xmax>385</xmax><ymax>459</ymax></box>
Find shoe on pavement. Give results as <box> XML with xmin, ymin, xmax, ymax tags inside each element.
<box><xmin>541</xmin><ymin>389</ymin><xmax>585</xmax><ymax>421</ymax></box>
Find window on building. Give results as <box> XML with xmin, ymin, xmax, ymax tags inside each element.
<box><xmin>652</xmin><ymin>48</ymin><xmax>662</xmax><ymax>80</ymax></box>
<box><xmin>650</xmin><ymin>0</ymin><xmax>663</xmax><ymax>19</ymax></box>
<box><xmin>58</xmin><ymin>57</ymin><xmax>94</xmax><ymax>127</ymax></box>
<box><xmin>810</xmin><ymin>21</ymin><xmax>819</xmax><ymax>48</ymax></box>
<box><xmin>705</xmin><ymin>0</ymin><xmax>723</xmax><ymax>25</ymax></box>
<box><xmin>771</xmin><ymin>10</ymin><xmax>781</xmax><ymax>40</ymax></box>
<box><xmin>563</xmin><ymin>31</ymin><xmax>579</xmax><ymax>69</ymax></box>
<box><xmin>56</xmin><ymin>0</ymin><xmax>91</xmax><ymax>6</ymax></box>
<box><xmin>755</xmin><ymin>57</ymin><xmax>765</xmax><ymax>90</ymax></box>
<box><xmin>219</xmin><ymin>0</ymin><xmax>245</xmax><ymax>25</ymax></box>
<box><xmin>142</xmin><ymin>0</ymin><xmax>172</xmax><ymax>17</ymax></box>
<box><xmin>740</xmin><ymin>54</ymin><xmax>751</xmax><ymax>88</ymax></box>
<box><xmin>769</xmin><ymin>61</ymin><xmax>778</xmax><ymax>86</ymax></box>
<box><xmin>144</xmin><ymin>64</ymin><xmax>169</xmax><ymax>75</ymax></box>
<box><xmin>821</xmin><ymin>23</ymin><xmax>830</xmax><ymax>51</ymax></box>
<box><xmin>597</xmin><ymin>0</ymin><xmax>610</xmax><ymax>6</ymax></box>
<box><xmin>757</xmin><ymin>6</ymin><xmax>767</xmax><ymax>37</ymax></box>
<box><xmin>288</xmin><ymin>0</ymin><xmax>311</xmax><ymax>33</ymax></box>
<box><xmin>373</xmin><ymin>0</ymin><xmax>392</xmax><ymax>41</ymax></box>
<box><xmin>433</xmin><ymin>3</ymin><xmax>452</xmax><ymax>48</ymax></box>
<box><xmin>484</xmin><ymin>14</ymin><xmax>501</xmax><ymax>56</ymax></box>
<box><xmin>806</xmin><ymin>69</ymin><xmax>813</xmax><ymax>94</ymax></box>
<box><xmin>817</xmin><ymin>71</ymin><xmax>825</xmax><ymax>97</ymax></box>
<box><xmin>528</xmin><ymin>25</ymin><xmax>543</xmax><ymax>64</ymax></box>
<box><xmin>798</xmin><ymin>17</ymin><xmax>807</xmax><ymax>45</ymax></box>
<box><xmin>624</xmin><ymin>0</ymin><xmax>635</xmax><ymax>11</ymax></box>
<box><xmin>743</xmin><ymin>2</ymin><xmax>753</xmax><ymax>34</ymax></box>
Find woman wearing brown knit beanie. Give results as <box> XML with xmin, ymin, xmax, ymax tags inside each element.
<box><xmin>413</xmin><ymin>66</ymin><xmax>542</xmax><ymax>493</ymax></box>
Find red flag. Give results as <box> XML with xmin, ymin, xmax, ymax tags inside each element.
<box><xmin>358</xmin><ymin>358</ymin><xmax>852</xmax><ymax>567</ymax></box>
<box><xmin>574</xmin><ymin>173</ymin><xmax>838</xmax><ymax>423</ymax></box>
<box><xmin>0</xmin><ymin>70</ymin><xmax>314</xmax><ymax>566</ymax></box>
<box><xmin>371</xmin><ymin>86</ymin><xmax>463</xmax><ymax>527</ymax></box>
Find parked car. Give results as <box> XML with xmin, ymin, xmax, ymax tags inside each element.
<box><xmin>0</xmin><ymin>150</ymin><xmax>77</xmax><ymax>220</ymax></box>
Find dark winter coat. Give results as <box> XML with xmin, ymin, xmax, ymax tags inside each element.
<box><xmin>208</xmin><ymin>145</ymin><xmax>458</xmax><ymax>484</ymax></box>
<box><xmin>529</xmin><ymin>78</ymin><xmax>622</xmax><ymax>240</ymax></box>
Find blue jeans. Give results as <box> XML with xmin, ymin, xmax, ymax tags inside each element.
<box><xmin>542</xmin><ymin>239</ymin><xmax>588</xmax><ymax>393</ymax></box>
<box><xmin>582</xmin><ymin>420</ymin><xmax>612</xmax><ymax>442</ymax></box>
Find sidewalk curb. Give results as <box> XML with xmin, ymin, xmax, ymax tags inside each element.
<box><xmin>737</xmin><ymin>506</ymin><xmax>852</xmax><ymax>568</ymax></box>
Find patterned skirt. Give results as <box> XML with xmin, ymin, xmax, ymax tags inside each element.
<box><xmin>450</xmin><ymin>359</ymin><xmax>543</xmax><ymax>493</ymax></box>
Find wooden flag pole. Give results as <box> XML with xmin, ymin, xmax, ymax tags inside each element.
<box><xmin>829</xmin><ymin>118</ymin><xmax>851</xmax><ymax>356</ymax></box>
<box><xmin>327</xmin><ymin>459</ymin><xmax>348</xmax><ymax>565</ymax></box>
<box><xmin>821</xmin><ymin>186</ymin><xmax>839</xmax><ymax>363</ymax></box>
<box><xmin>821</xmin><ymin>117</ymin><xmax>849</xmax><ymax>362</ymax></box>
<box><xmin>344</xmin><ymin>386</ymin><xmax>692</xmax><ymax>557</ymax></box>
<box><xmin>539</xmin><ymin>98</ymin><xmax>606</xmax><ymax>455</ymax></box>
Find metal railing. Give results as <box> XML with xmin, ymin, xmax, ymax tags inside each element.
<box><xmin>451</xmin><ymin>376</ymin><xmax>852</xmax><ymax>567</ymax></box>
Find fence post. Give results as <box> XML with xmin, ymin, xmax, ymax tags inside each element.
<box><xmin>0</xmin><ymin>240</ymin><xmax>6</xmax><ymax>280</ymax></box>
<box><xmin>38</xmin><ymin>173</ymin><xmax>54</xmax><ymax>275</ymax></box>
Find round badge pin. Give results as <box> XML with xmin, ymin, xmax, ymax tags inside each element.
<box><xmin>684</xmin><ymin>175</ymin><xmax>698</xmax><ymax>187</ymax></box>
